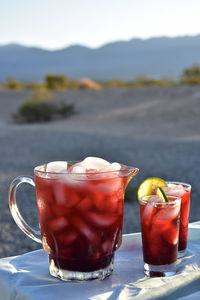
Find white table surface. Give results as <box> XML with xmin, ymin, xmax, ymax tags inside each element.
<box><xmin>0</xmin><ymin>222</ymin><xmax>200</xmax><ymax>300</ymax></box>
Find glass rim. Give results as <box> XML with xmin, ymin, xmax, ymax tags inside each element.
<box><xmin>139</xmin><ymin>194</ymin><xmax>181</xmax><ymax>205</ymax></box>
<box><xmin>34</xmin><ymin>161</ymin><xmax>139</xmax><ymax>176</ymax></box>
<box><xmin>166</xmin><ymin>181</ymin><xmax>191</xmax><ymax>191</ymax></box>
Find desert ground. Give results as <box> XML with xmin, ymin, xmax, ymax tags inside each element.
<box><xmin>0</xmin><ymin>85</ymin><xmax>199</xmax><ymax>258</ymax></box>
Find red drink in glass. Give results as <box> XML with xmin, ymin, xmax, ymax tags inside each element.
<box><xmin>140</xmin><ymin>195</ymin><xmax>181</xmax><ymax>277</ymax></box>
<box><xmin>164</xmin><ymin>182</ymin><xmax>191</xmax><ymax>257</ymax></box>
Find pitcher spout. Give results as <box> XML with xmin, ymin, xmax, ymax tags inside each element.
<box><xmin>121</xmin><ymin>166</ymin><xmax>139</xmax><ymax>186</ymax></box>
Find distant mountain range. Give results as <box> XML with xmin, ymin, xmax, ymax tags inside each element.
<box><xmin>1</xmin><ymin>35</ymin><xmax>200</xmax><ymax>82</ymax></box>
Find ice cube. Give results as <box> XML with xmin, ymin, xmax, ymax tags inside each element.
<box><xmin>163</xmin><ymin>184</ymin><xmax>185</xmax><ymax>196</ymax></box>
<box><xmin>70</xmin><ymin>165</ymin><xmax>86</xmax><ymax>173</ymax></box>
<box><xmin>56</xmin><ymin>163</ymin><xmax>87</xmax><ymax>188</ymax></box>
<box><xmin>87</xmin><ymin>212</ymin><xmax>118</xmax><ymax>227</ymax></box>
<box><xmin>72</xmin><ymin>216</ymin><xmax>96</xmax><ymax>242</ymax></box>
<box><xmin>58</xmin><ymin>230</ymin><xmax>78</xmax><ymax>246</ymax></box>
<box><xmin>150</xmin><ymin>221</ymin><xmax>178</xmax><ymax>246</ymax></box>
<box><xmin>54</xmin><ymin>181</ymin><xmax>81</xmax><ymax>207</ymax></box>
<box><xmin>102</xmin><ymin>162</ymin><xmax>121</xmax><ymax>178</ymax></box>
<box><xmin>76</xmin><ymin>196</ymin><xmax>92</xmax><ymax>211</ymax></box>
<box><xmin>141</xmin><ymin>197</ymin><xmax>162</xmax><ymax>226</ymax></box>
<box><xmin>82</xmin><ymin>157</ymin><xmax>110</xmax><ymax>171</ymax></box>
<box><xmin>163</xmin><ymin>223</ymin><xmax>179</xmax><ymax>245</ymax></box>
<box><xmin>46</xmin><ymin>161</ymin><xmax>68</xmax><ymax>173</ymax></box>
<box><xmin>95</xmin><ymin>192</ymin><xmax>123</xmax><ymax>214</ymax></box>
<box><xmin>95</xmin><ymin>176</ymin><xmax>123</xmax><ymax>196</ymax></box>
<box><xmin>103</xmin><ymin>162</ymin><xmax>121</xmax><ymax>172</ymax></box>
<box><xmin>153</xmin><ymin>203</ymin><xmax>180</xmax><ymax>224</ymax></box>
<box><xmin>56</xmin><ymin>230</ymin><xmax>78</xmax><ymax>257</ymax></box>
<box><xmin>48</xmin><ymin>217</ymin><xmax>69</xmax><ymax>233</ymax></box>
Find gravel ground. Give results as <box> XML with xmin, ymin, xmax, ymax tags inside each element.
<box><xmin>0</xmin><ymin>86</ymin><xmax>200</xmax><ymax>258</ymax></box>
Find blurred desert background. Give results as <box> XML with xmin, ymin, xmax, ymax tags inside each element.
<box><xmin>0</xmin><ymin>84</ymin><xmax>199</xmax><ymax>257</ymax></box>
<box><xmin>0</xmin><ymin>0</ymin><xmax>200</xmax><ymax>258</ymax></box>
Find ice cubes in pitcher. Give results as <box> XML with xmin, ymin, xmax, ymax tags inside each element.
<box><xmin>81</xmin><ymin>157</ymin><xmax>110</xmax><ymax>170</ymax></box>
<box><xmin>46</xmin><ymin>161</ymin><xmax>68</xmax><ymax>173</ymax></box>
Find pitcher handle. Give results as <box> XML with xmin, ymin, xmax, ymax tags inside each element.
<box><xmin>9</xmin><ymin>176</ymin><xmax>42</xmax><ymax>244</ymax></box>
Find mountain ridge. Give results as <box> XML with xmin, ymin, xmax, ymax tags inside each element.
<box><xmin>0</xmin><ymin>35</ymin><xmax>200</xmax><ymax>82</ymax></box>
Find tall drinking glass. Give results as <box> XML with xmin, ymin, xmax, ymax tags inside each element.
<box><xmin>9</xmin><ymin>162</ymin><xmax>139</xmax><ymax>281</ymax></box>
<box><xmin>140</xmin><ymin>195</ymin><xmax>181</xmax><ymax>277</ymax></box>
<box><xmin>164</xmin><ymin>182</ymin><xmax>191</xmax><ymax>258</ymax></box>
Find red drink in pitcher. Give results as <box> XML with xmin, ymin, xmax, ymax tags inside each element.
<box><xmin>140</xmin><ymin>195</ymin><xmax>181</xmax><ymax>277</ymax></box>
<box><xmin>9</xmin><ymin>157</ymin><xmax>139</xmax><ymax>281</ymax></box>
<box><xmin>35</xmin><ymin>172</ymin><xmax>125</xmax><ymax>272</ymax></box>
<box><xmin>33</xmin><ymin>158</ymin><xmax>139</xmax><ymax>280</ymax></box>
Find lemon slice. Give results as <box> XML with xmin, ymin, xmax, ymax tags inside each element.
<box><xmin>137</xmin><ymin>177</ymin><xmax>167</xmax><ymax>201</ymax></box>
<box><xmin>157</xmin><ymin>186</ymin><xmax>169</xmax><ymax>202</ymax></box>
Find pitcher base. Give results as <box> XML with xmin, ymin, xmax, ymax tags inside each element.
<box><xmin>49</xmin><ymin>256</ymin><xmax>114</xmax><ymax>281</ymax></box>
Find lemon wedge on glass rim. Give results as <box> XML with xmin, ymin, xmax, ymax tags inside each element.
<box><xmin>137</xmin><ymin>177</ymin><xmax>169</xmax><ymax>202</ymax></box>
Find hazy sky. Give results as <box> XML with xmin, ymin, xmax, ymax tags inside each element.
<box><xmin>0</xmin><ymin>0</ymin><xmax>200</xmax><ymax>50</ymax></box>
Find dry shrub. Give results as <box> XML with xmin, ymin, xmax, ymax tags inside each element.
<box><xmin>78</xmin><ymin>78</ymin><xmax>101</xmax><ymax>90</ymax></box>
<box><xmin>13</xmin><ymin>91</ymin><xmax>74</xmax><ymax>123</ymax></box>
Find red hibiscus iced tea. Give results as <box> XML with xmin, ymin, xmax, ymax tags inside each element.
<box><xmin>164</xmin><ymin>182</ymin><xmax>191</xmax><ymax>257</ymax></box>
<box><xmin>33</xmin><ymin>158</ymin><xmax>139</xmax><ymax>280</ymax></box>
<box><xmin>140</xmin><ymin>195</ymin><xmax>181</xmax><ymax>277</ymax></box>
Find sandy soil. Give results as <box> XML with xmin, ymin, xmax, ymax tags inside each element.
<box><xmin>0</xmin><ymin>85</ymin><xmax>199</xmax><ymax>258</ymax></box>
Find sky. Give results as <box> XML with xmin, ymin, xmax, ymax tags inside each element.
<box><xmin>0</xmin><ymin>0</ymin><xmax>200</xmax><ymax>50</ymax></box>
